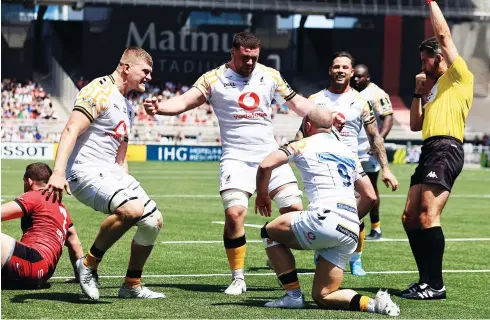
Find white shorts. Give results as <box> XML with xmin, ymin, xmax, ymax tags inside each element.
<box><xmin>68</xmin><ymin>166</ymin><xmax>143</xmax><ymax>215</ymax></box>
<box><xmin>361</xmin><ymin>155</ymin><xmax>381</xmax><ymax>173</ymax></box>
<box><xmin>219</xmin><ymin>159</ymin><xmax>297</xmax><ymax>194</ymax></box>
<box><xmin>291</xmin><ymin>208</ymin><xmax>359</xmax><ymax>269</ymax></box>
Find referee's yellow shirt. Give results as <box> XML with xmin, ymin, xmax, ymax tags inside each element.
<box><xmin>422</xmin><ymin>56</ymin><xmax>474</xmax><ymax>142</ymax></box>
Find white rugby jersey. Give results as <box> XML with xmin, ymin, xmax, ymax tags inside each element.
<box><xmin>357</xmin><ymin>83</ymin><xmax>393</xmax><ymax>160</ymax></box>
<box><xmin>308</xmin><ymin>89</ymin><xmax>374</xmax><ymax>153</ymax></box>
<box><xmin>67</xmin><ymin>75</ymin><xmax>134</xmax><ymax>174</ymax></box>
<box><xmin>193</xmin><ymin>63</ymin><xmax>296</xmax><ymax>162</ymax></box>
<box><xmin>280</xmin><ymin>132</ymin><xmax>365</xmax><ymax>219</ymax></box>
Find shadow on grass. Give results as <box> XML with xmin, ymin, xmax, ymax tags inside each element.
<box><xmin>212</xmin><ymin>297</ymin><xmax>318</xmax><ymax>309</ymax></box>
<box><xmin>247</xmin><ymin>266</ymin><xmax>316</xmax><ymax>273</ymax></box>
<box><xmin>102</xmin><ymin>282</ymin><xmax>282</xmax><ymax>293</ymax></box>
<box><xmin>351</xmin><ymin>286</ymin><xmax>403</xmax><ymax>296</ymax></box>
<box><xmin>9</xmin><ymin>292</ymin><xmax>111</xmax><ymax>304</ymax></box>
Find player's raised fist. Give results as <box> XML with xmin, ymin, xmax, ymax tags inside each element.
<box><xmin>333</xmin><ymin>112</ymin><xmax>346</xmax><ymax>132</ymax></box>
<box><xmin>415</xmin><ymin>72</ymin><xmax>426</xmax><ymax>94</ymax></box>
<box><xmin>143</xmin><ymin>97</ymin><xmax>158</xmax><ymax>115</ymax></box>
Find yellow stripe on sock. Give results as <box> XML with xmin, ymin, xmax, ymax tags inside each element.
<box><xmin>372</xmin><ymin>222</ymin><xmax>381</xmax><ymax>230</ymax></box>
<box><xmin>283</xmin><ymin>281</ymin><xmax>300</xmax><ymax>291</ymax></box>
<box><xmin>225</xmin><ymin>245</ymin><xmax>246</xmax><ymax>270</ymax></box>
<box><xmin>83</xmin><ymin>251</ymin><xmax>101</xmax><ymax>269</ymax></box>
<box><xmin>359</xmin><ymin>296</ymin><xmax>373</xmax><ymax>312</ymax></box>
<box><xmin>124</xmin><ymin>277</ymin><xmax>142</xmax><ymax>289</ymax></box>
<box><xmin>355</xmin><ymin>229</ymin><xmax>366</xmax><ymax>253</ymax></box>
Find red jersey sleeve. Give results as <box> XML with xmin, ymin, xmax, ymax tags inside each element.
<box><xmin>14</xmin><ymin>191</ymin><xmax>42</xmax><ymax>216</ymax></box>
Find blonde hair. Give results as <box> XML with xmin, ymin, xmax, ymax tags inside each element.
<box><xmin>119</xmin><ymin>46</ymin><xmax>153</xmax><ymax>68</ymax></box>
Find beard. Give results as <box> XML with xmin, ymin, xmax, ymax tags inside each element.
<box><xmin>424</xmin><ymin>60</ymin><xmax>441</xmax><ymax>80</ymax></box>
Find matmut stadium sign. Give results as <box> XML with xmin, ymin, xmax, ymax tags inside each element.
<box><xmin>126</xmin><ymin>22</ymin><xmax>234</xmax><ymax>75</ymax></box>
<box><xmin>82</xmin><ymin>6</ymin><xmax>288</xmax><ymax>83</ymax></box>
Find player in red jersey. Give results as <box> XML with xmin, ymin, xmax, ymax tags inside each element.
<box><xmin>1</xmin><ymin>162</ymin><xmax>84</xmax><ymax>289</ymax></box>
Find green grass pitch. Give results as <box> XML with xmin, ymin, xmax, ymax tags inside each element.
<box><xmin>1</xmin><ymin>160</ymin><xmax>490</xmax><ymax>318</ymax></box>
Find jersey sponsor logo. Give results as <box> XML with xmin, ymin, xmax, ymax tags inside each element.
<box><xmin>223</xmin><ymin>82</ymin><xmax>237</xmax><ymax>88</ymax></box>
<box><xmin>105</xmin><ymin>120</ymin><xmax>128</xmax><ymax>142</ymax></box>
<box><xmin>336</xmin><ymin>224</ymin><xmax>359</xmax><ymax>243</ymax></box>
<box><xmin>337</xmin><ymin>203</ymin><xmax>357</xmax><ymax>214</ymax></box>
<box><xmin>307</xmin><ymin>232</ymin><xmax>316</xmax><ymax>241</ymax></box>
<box><xmin>237</xmin><ymin>92</ymin><xmax>260</xmax><ymax>111</ymax></box>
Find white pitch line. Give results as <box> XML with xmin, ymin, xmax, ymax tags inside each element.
<box><xmin>50</xmin><ymin>269</ymin><xmax>490</xmax><ymax>280</ymax></box>
<box><xmin>161</xmin><ymin>238</ymin><xmax>490</xmax><ymax>244</ymax></box>
<box><xmin>211</xmin><ymin>221</ymin><xmax>263</xmax><ymax>228</ymax></box>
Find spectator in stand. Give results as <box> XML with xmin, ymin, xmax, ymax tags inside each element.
<box><xmin>1</xmin><ymin>79</ymin><xmax>55</xmax><ymax>120</ymax></box>
<box><xmin>482</xmin><ymin>134</ymin><xmax>490</xmax><ymax>146</ymax></box>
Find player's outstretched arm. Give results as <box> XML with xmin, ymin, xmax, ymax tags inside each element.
<box><xmin>65</xmin><ymin>225</ymin><xmax>84</xmax><ymax>278</ymax></box>
<box><xmin>284</xmin><ymin>94</ymin><xmax>314</xmax><ymax>117</ymax></box>
<box><xmin>378</xmin><ymin>114</ymin><xmax>393</xmax><ymax>139</ymax></box>
<box><xmin>354</xmin><ymin>175</ymin><xmax>377</xmax><ymax>220</ymax></box>
<box><xmin>143</xmin><ymin>87</ymin><xmax>206</xmax><ymax>116</ymax></box>
<box><xmin>1</xmin><ymin>201</ymin><xmax>24</xmax><ymax>222</ymax></box>
<box><xmin>428</xmin><ymin>1</ymin><xmax>458</xmax><ymax>66</ymax></box>
<box><xmin>44</xmin><ymin>111</ymin><xmax>90</xmax><ymax>202</ymax></box>
<box><xmin>364</xmin><ymin>121</ymin><xmax>398</xmax><ymax>191</ymax></box>
<box><xmin>255</xmin><ymin>150</ymin><xmax>289</xmax><ymax>217</ymax></box>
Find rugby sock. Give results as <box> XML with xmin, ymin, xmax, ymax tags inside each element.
<box><xmin>370</xmin><ymin>201</ymin><xmax>381</xmax><ymax>232</ymax></box>
<box><xmin>83</xmin><ymin>245</ymin><xmax>106</xmax><ymax>269</ymax></box>
<box><xmin>350</xmin><ymin>294</ymin><xmax>376</xmax><ymax>313</ymax></box>
<box><xmin>224</xmin><ymin>235</ymin><xmax>246</xmax><ymax>279</ymax></box>
<box><xmin>422</xmin><ymin>227</ymin><xmax>445</xmax><ymax>290</ymax></box>
<box><xmin>278</xmin><ymin>269</ymin><xmax>302</xmax><ymax>299</ymax></box>
<box><xmin>351</xmin><ymin>222</ymin><xmax>365</xmax><ymax>261</ymax></box>
<box><xmin>407</xmin><ymin>229</ymin><xmax>429</xmax><ymax>283</ymax></box>
<box><xmin>124</xmin><ymin>270</ymin><xmax>142</xmax><ymax>289</ymax></box>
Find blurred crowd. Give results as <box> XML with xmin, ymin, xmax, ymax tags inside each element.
<box><xmin>472</xmin><ymin>134</ymin><xmax>490</xmax><ymax>146</ymax></box>
<box><xmin>3</xmin><ymin>78</ymin><xmax>299</xmax><ymax>144</ymax></box>
<box><xmin>2</xmin><ymin>79</ymin><xmax>58</xmax><ymax>120</ymax></box>
<box><xmin>1</xmin><ymin>79</ymin><xmax>62</xmax><ymax>143</ymax></box>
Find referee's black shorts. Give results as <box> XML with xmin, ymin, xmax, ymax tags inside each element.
<box><xmin>410</xmin><ymin>136</ymin><xmax>464</xmax><ymax>192</ymax></box>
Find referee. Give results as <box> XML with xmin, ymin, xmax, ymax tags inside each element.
<box><xmin>400</xmin><ymin>0</ymin><xmax>474</xmax><ymax>300</ymax></box>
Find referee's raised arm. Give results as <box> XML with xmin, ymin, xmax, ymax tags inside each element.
<box><xmin>427</xmin><ymin>1</ymin><xmax>459</xmax><ymax>65</ymax></box>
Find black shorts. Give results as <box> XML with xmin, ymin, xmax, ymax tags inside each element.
<box><xmin>1</xmin><ymin>241</ymin><xmax>52</xmax><ymax>289</ymax></box>
<box><xmin>410</xmin><ymin>136</ymin><xmax>464</xmax><ymax>191</ymax></box>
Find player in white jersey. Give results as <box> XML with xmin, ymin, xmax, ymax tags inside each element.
<box><xmin>298</xmin><ymin>52</ymin><xmax>398</xmax><ymax>277</ymax></box>
<box><xmin>353</xmin><ymin>64</ymin><xmax>394</xmax><ymax>240</ymax></box>
<box><xmin>144</xmin><ymin>32</ymin><xmax>314</xmax><ymax>295</ymax></box>
<box><xmin>255</xmin><ymin>107</ymin><xmax>400</xmax><ymax>316</ymax></box>
<box><xmin>43</xmin><ymin>47</ymin><xmax>164</xmax><ymax>301</ymax></box>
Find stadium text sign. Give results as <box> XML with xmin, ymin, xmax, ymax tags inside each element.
<box><xmin>147</xmin><ymin>145</ymin><xmax>222</xmax><ymax>162</ymax></box>
<box><xmin>2</xmin><ymin>143</ymin><xmax>54</xmax><ymax>160</ymax></box>
<box><xmin>127</xmin><ymin>22</ymin><xmax>235</xmax><ymax>53</ymax></box>
<box><xmin>126</xmin><ymin>22</ymin><xmax>233</xmax><ymax>75</ymax></box>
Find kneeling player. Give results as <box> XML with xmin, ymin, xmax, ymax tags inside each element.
<box><xmin>1</xmin><ymin>162</ymin><xmax>84</xmax><ymax>289</ymax></box>
<box><xmin>255</xmin><ymin>108</ymin><xmax>400</xmax><ymax>316</ymax></box>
